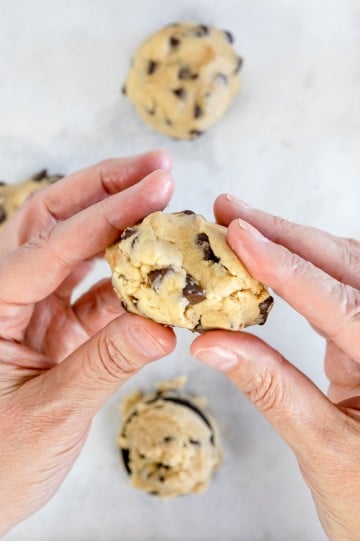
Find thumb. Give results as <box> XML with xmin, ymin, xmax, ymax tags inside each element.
<box><xmin>38</xmin><ymin>313</ymin><xmax>176</xmax><ymax>416</ymax></box>
<box><xmin>191</xmin><ymin>331</ymin><xmax>341</xmax><ymax>459</ymax></box>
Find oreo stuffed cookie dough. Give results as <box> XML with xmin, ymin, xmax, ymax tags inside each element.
<box><xmin>119</xmin><ymin>376</ymin><xmax>222</xmax><ymax>498</ymax></box>
<box><xmin>106</xmin><ymin>210</ymin><xmax>273</xmax><ymax>332</ymax></box>
<box><xmin>122</xmin><ymin>22</ymin><xmax>243</xmax><ymax>139</ymax></box>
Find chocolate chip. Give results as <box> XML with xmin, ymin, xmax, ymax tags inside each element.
<box><xmin>172</xmin><ymin>87</ymin><xmax>186</xmax><ymax>100</ymax></box>
<box><xmin>0</xmin><ymin>181</ymin><xmax>7</xmax><ymax>186</ymax></box>
<box><xmin>194</xmin><ymin>104</ymin><xmax>203</xmax><ymax>119</ymax></box>
<box><xmin>169</xmin><ymin>36</ymin><xmax>180</xmax><ymax>48</ymax></box>
<box><xmin>157</xmin><ymin>462</ymin><xmax>170</xmax><ymax>469</ymax></box>
<box><xmin>179</xmin><ymin>210</ymin><xmax>195</xmax><ymax>215</ymax></box>
<box><xmin>188</xmin><ymin>129</ymin><xmax>204</xmax><ymax>138</ymax></box>
<box><xmin>47</xmin><ymin>174</ymin><xmax>63</xmax><ymax>184</ymax></box>
<box><xmin>158</xmin><ymin>475</ymin><xmax>165</xmax><ymax>483</ymax></box>
<box><xmin>165</xmin><ymin>118</ymin><xmax>173</xmax><ymax>126</ymax></box>
<box><xmin>131</xmin><ymin>236</ymin><xmax>139</xmax><ymax>248</ymax></box>
<box><xmin>178</xmin><ymin>66</ymin><xmax>198</xmax><ymax>80</ymax></box>
<box><xmin>120</xmin><ymin>448</ymin><xmax>131</xmax><ymax>474</ymax></box>
<box><xmin>194</xmin><ymin>320</ymin><xmax>204</xmax><ymax>333</ymax></box>
<box><xmin>147</xmin><ymin>60</ymin><xmax>158</xmax><ymax>75</ymax></box>
<box><xmin>148</xmin><ymin>267</ymin><xmax>173</xmax><ymax>293</ymax></box>
<box><xmin>210</xmin><ymin>434</ymin><xmax>215</xmax><ymax>446</ymax></box>
<box><xmin>196</xmin><ymin>233</ymin><xmax>220</xmax><ymax>263</ymax></box>
<box><xmin>258</xmin><ymin>296</ymin><xmax>274</xmax><ymax>325</ymax></box>
<box><xmin>32</xmin><ymin>169</ymin><xmax>48</xmax><ymax>181</ymax></box>
<box><xmin>120</xmin><ymin>227</ymin><xmax>137</xmax><ymax>240</ymax></box>
<box><xmin>215</xmin><ymin>73</ymin><xmax>228</xmax><ymax>85</ymax></box>
<box><xmin>121</xmin><ymin>84</ymin><xmax>127</xmax><ymax>95</ymax></box>
<box><xmin>149</xmin><ymin>491</ymin><xmax>159</xmax><ymax>496</ymax></box>
<box><xmin>234</xmin><ymin>56</ymin><xmax>243</xmax><ymax>74</ymax></box>
<box><xmin>163</xmin><ymin>436</ymin><xmax>174</xmax><ymax>443</ymax></box>
<box><xmin>183</xmin><ymin>274</ymin><xmax>206</xmax><ymax>305</ymax></box>
<box><xmin>145</xmin><ymin>107</ymin><xmax>156</xmax><ymax>116</ymax></box>
<box><xmin>224</xmin><ymin>30</ymin><xmax>234</xmax><ymax>43</ymax></box>
<box><xmin>129</xmin><ymin>295</ymin><xmax>138</xmax><ymax>308</ymax></box>
<box><xmin>194</xmin><ymin>24</ymin><xmax>210</xmax><ymax>37</ymax></box>
<box><xmin>189</xmin><ymin>438</ymin><xmax>201</xmax><ymax>446</ymax></box>
<box><xmin>0</xmin><ymin>207</ymin><xmax>7</xmax><ymax>224</ymax></box>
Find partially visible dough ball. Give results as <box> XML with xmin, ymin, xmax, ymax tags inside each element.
<box><xmin>119</xmin><ymin>377</ymin><xmax>222</xmax><ymax>498</ymax></box>
<box><xmin>105</xmin><ymin>210</ymin><xmax>273</xmax><ymax>332</ymax></box>
<box><xmin>0</xmin><ymin>169</ymin><xmax>63</xmax><ymax>229</ymax></box>
<box><xmin>123</xmin><ymin>22</ymin><xmax>243</xmax><ymax>139</ymax></box>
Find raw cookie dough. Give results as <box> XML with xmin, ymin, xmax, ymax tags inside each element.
<box><xmin>0</xmin><ymin>169</ymin><xmax>63</xmax><ymax>229</ymax></box>
<box><xmin>106</xmin><ymin>210</ymin><xmax>273</xmax><ymax>332</ymax></box>
<box><xmin>123</xmin><ymin>22</ymin><xmax>243</xmax><ymax>139</ymax></box>
<box><xmin>119</xmin><ymin>376</ymin><xmax>222</xmax><ymax>498</ymax></box>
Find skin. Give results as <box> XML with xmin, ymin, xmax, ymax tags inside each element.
<box><xmin>191</xmin><ymin>193</ymin><xmax>360</xmax><ymax>541</ymax></box>
<box><xmin>0</xmin><ymin>151</ymin><xmax>177</xmax><ymax>535</ymax></box>
<box><xmin>1</xmin><ymin>161</ymin><xmax>359</xmax><ymax>540</ymax></box>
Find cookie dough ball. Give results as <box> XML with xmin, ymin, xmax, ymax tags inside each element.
<box><xmin>105</xmin><ymin>211</ymin><xmax>273</xmax><ymax>332</ymax></box>
<box><xmin>123</xmin><ymin>22</ymin><xmax>243</xmax><ymax>139</ymax></box>
<box><xmin>119</xmin><ymin>377</ymin><xmax>222</xmax><ymax>498</ymax></box>
<box><xmin>0</xmin><ymin>169</ymin><xmax>63</xmax><ymax>229</ymax></box>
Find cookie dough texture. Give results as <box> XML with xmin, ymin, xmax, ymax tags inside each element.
<box><xmin>0</xmin><ymin>169</ymin><xmax>63</xmax><ymax>229</ymax></box>
<box><xmin>106</xmin><ymin>211</ymin><xmax>273</xmax><ymax>332</ymax></box>
<box><xmin>119</xmin><ymin>376</ymin><xmax>221</xmax><ymax>498</ymax></box>
<box><xmin>123</xmin><ymin>22</ymin><xmax>243</xmax><ymax>139</ymax></box>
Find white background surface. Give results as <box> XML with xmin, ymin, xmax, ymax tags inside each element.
<box><xmin>1</xmin><ymin>1</ymin><xmax>359</xmax><ymax>539</ymax></box>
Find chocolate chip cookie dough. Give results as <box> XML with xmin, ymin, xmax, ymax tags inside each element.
<box><xmin>105</xmin><ymin>211</ymin><xmax>273</xmax><ymax>332</ymax></box>
<box><xmin>119</xmin><ymin>377</ymin><xmax>222</xmax><ymax>498</ymax></box>
<box><xmin>123</xmin><ymin>22</ymin><xmax>243</xmax><ymax>139</ymax></box>
<box><xmin>0</xmin><ymin>169</ymin><xmax>63</xmax><ymax>229</ymax></box>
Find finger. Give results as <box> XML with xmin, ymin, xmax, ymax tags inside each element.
<box><xmin>214</xmin><ymin>193</ymin><xmax>360</xmax><ymax>289</ymax></box>
<box><xmin>25</xmin><ymin>280</ymin><xmax>125</xmax><ymax>362</ymax></box>
<box><xmin>337</xmin><ymin>396</ymin><xmax>360</xmax><ymax>419</ymax></box>
<box><xmin>325</xmin><ymin>341</ymin><xmax>360</xmax><ymax>403</ymax></box>
<box><xmin>72</xmin><ymin>279</ymin><xmax>124</xmax><ymax>334</ymax></box>
<box><xmin>1</xmin><ymin>150</ymin><xmax>172</xmax><ymax>254</ymax></box>
<box><xmin>26</xmin><ymin>313</ymin><xmax>176</xmax><ymax>416</ymax></box>
<box><xmin>56</xmin><ymin>259</ymin><xmax>95</xmax><ymax>300</ymax></box>
<box><xmin>190</xmin><ymin>331</ymin><xmax>344</xmax><ymax>461</ymax></box>
<box><xmin>227</xmin><ymin>219</ymin><xmax>360</xmax><ymax>364</ymax></box>
<box><xmin>0</xmin><ymin>170</ymin><xmax>174</xmax><ymax>341</ymax></box>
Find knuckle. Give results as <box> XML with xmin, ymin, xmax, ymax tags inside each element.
<box><xmin>338</xmin><ymin>237</ymin><xmax>360</xmax><ymax>279</ymax></box>
<box><xmin>276</xmin><ymin>250</ymin><xmax>307</xmax><ymax>289</ymax></box>
<box><xmin>97</xmin><ymin>159</ymin><xmax>123</xmax><ymax>195</ymax></box>
<box><xmin>270</xmin><ymin>215</ymin><xmax>298</xmax><ymax>243</ymax></box>
<box><xmin>243</xmin><ymin>367</ymin><xmax>284</xmax><ymax>412</ymax></box>
<box><xmin>338</xmin><ymin>284</ymin><xmax>360</xmax><ymax>324</ymax></box>
<box><xmin>96</xmin><ymin>334</ymin><xmax>137</xmax><ymax>381</ymax></box>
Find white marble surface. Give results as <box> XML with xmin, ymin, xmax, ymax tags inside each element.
<box><xmin>1</xmin><ymin>1</ymin><xmax>359</xmax><ymax>539</ymax></box>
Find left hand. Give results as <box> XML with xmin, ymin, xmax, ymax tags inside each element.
<box><xmin>0</xmin><ymin>151</ymin><xmax>176</xmax><ymax>535</ymax></box>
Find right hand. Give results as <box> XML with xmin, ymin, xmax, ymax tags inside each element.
<box><xmin>192</xmin><ymin>194</ymin><xmax>360</xmax><ymax>541</ymax></box>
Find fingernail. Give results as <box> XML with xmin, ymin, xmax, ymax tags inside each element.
<box><xmin>127</xmin><ymin>326</ymin><xmax>166</xmax><ymax>357</ymax></box>
<box><xmin>236</xmin><ymin>219</ymin><xmax>267</xmax><ymax>241</ymax></box>
<box><xmin>192</xmin><ymin>346</ymin><xmax>239</xmax><ymax>372</ymax></box>
<box><xmin>225</xmin><ymin>194</ymin><xmax>251</xmax><ymax>208</ymax></box>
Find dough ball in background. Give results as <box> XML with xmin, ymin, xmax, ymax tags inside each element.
<box><xmin>0</xmin><ymin>169</ymin><xmax>63</xmax><ymax>229</ymax></box>
<box><xmin>122</xmin><ymin>22</ymin><xmax>243</xmax><ymax>140</ymax></box>
<box><xmin>105</xmin><ymin>210</ymin><xmax>273</xmax><ymax>332</ymax></box>
<box><xmin>119</xmin><ymin>376</ymin><xmax>222</xmax><ymax>498</ymax></box>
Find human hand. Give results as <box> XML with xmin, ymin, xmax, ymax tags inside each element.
<box><xmin>191</xmin><ymin>194</ymin><xmax>360</xmax><ymax>541</ymax></box>
<box><xmin>0</xmin><ymin>151</ymin><xmax>176</xmax><ymax>535</ymax></box>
